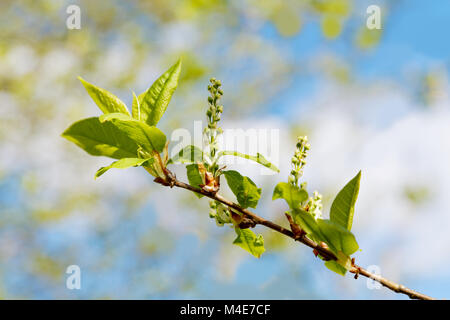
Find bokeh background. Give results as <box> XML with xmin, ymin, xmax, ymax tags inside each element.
<box><xmin>0</xmin><ymin>0</ymin><xmax>449</xmax><ymax>299</ymax></box>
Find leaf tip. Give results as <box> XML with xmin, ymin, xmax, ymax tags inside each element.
<box><xmin>77</xmin><ymin>76</ymin><xmax>87</xmax><ymax>85</ymax></box>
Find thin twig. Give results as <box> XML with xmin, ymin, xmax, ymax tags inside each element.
<box><xmin>159</xmin><ymin>178</ymin><xmax>434</xmax><ymax>300</ymax></box>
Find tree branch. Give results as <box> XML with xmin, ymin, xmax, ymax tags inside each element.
<box><xmin>159</xmin><ymin>177</ymin><xmax>434</xmax><ymax>300</ymax></box>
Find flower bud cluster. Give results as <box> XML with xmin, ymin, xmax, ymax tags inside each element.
<box><xmin>204</xmin><ymin>78</ymin><xmax>224</xmax><ymax>174</ymax></box>
<box><xmin>288</xmin><ymin>136</ymin><xmax>310</xmax><ymax>187</ymax></box>
<box><xmin>305</xmin><ymin>191</ymin><xmax>323</xmax><ymax>219</ymax></box>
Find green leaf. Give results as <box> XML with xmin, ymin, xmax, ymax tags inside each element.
<box><xmin>168</xmin><ymin>145</ymin><xmax>204</xmax><ymax>164</ymax></box>
<box><xmin>138</xmin><ymin>59</ymin><xmax>181</xmax><ymax>126</ymax></box>
<box><xmin>99</xmin><ymin>113</ymin><xmax>166</xmax><ymax>153</ymax></box>
<box><xmin>291</xmin><ymin>208</ymin><xmax>322</xmax><ymax>242</ymax></box>
<box><xmin>99</xmin><ymin>112</ymin><xmax>133</xmax><ymax>122</ymax></box>
<box><xmin>186</xmin><ymin>164</ymin><xmax>204</xmax><ymax>198</ymax></box>
<box><xmin>95</xmin><ymin>157</ymin><xmax>153</xmax><ymax>179</ymax></box>
<box><xmin>316</xmin><ymin>219</ymin><xmax>359</xmax><ymax>256</ymax></box>
<box><xmin>291</xmin><ymin>209</ymin><xmax>358</xmax><ymax>256</ymax></box>
<box><xmin>78</xmin><ymin>77</ymin><xmax>130</xmax><ymax>115</ymax></box>
<box><xmin>233</xmin><ymin>227</ymin><xmax>265</xmax><ymax>258</ymax></box>
<box><xmin>324</xmin><ymin>260</ymin><xmax>347</xmax><ymax>276</ymax></box>
<box><xmin>272</xmin><ymin>182</ymin><xmax>308</xmax><ymax>209</ymax></box>
<box><xmin>223</xmin><ymin>170</ymin><xmax>261</xmax><ymax>209</ymax></box>
<box><xmin>62</xmin><ymin>117</ymin><xmax>138</xmax><ymax>159</ymax></box>
<box><xmin>131</xmin><ymin>91</ymin><xmax>141</xmax><ymax>121</ymax></box>
<box><xmin>330</xmin><ymin>171</ymin><xmax>361</xmax><ymax>230</ymax></box>
<box><xmin>218</xmin><ymin>151</ymin><xmax>279</xmax><ymax>172</ymax></box>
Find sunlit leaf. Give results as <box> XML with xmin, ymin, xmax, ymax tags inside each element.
<box><xmin>291</xmin><ymin>208</ymin><xmax>322</xmax><ymax>242</ymax></box>
<box><xmin>99</xmin><ymin>113</ymin><xmax>166</xmax><ymax>153</ymax></box>
<box><xmin>138</xmin><ymin>59</ymin><xmax>182</xmax><ymax>126</ymax></box>
<box><xmin>330</xmin><ymin>171</ymin><xmax>361</xmax><ymax>230</ymax></box>
<box><xmin>186</xmin><ymin>163</ymin><xmax>204</xmax><ymax>198</ymax></box>
<box><xmin>95</xmin><ymin>157</ymin><xmax>154</xmax><ymax>179</ymax></box>
<box><xmin>223</xmin><ymin>170</ymin><xmax>261</xmax><ymax>209</ymax></box>
<box><xmin>168</xmin><ymin>145</ymin><xmax>204</xmax><ymax>164</ymax></box>
<box><xmin>78</xmin><ymin>77</ymin><xmax>130</xmax><ymax>115</ymax></box>
<box><xmin>324</xmin><ymin>260</ymin><xmax>347</xmax><ymax>276</ymax></box>
<box><xmin>131</xmin><ymin>91</ymin><xmax>141</xmax><ymax>120</ymax></box>
<box><xmin>233</xmin><ymin>227</ymin><xmax>265</xmax><ymax>258</ymax></box>
<box><xmin>99</xmin><ymin>112</ymin><xmax>133</xmax><ymax>122</ymax></box>
<box><xmin>316</xmin><ymin>219</ymin><xmax>359</xmax><ymax>256</ymax></box>
<box><xmin>291</xmin><ymin>209</ymin><xmax>358</xmax><ymax>256</ymax></box>
<box><xmin>218</xmin><ymin>151</ymin><xmax>279</xmax><ymax>173</ymax></box>
<box><xmin>62</xmin><ymin>117</ymin><xmax>138</xmax><ymax>159</ymax></box>
<box><xmin>272</xmin><ymin>182</ymin><xmax>308</xmax><ymax>209</ymax></box>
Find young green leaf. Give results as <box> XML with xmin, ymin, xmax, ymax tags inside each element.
<box><xmin>99</xmin><ymin>112</ymin><xmax>133</xmax><ymax>122</ymax></box>
<box><xmin>218</xmin><ymin>151</ymin><xmax>279</xmax><ymax>173</ymax></box>
<box><xmin>131</xmin><ymin>91</ymin><xmax>141</xmax><ymax>121</ymax></box>
<box><xmin>62</xmin><ymin>117</ymin><xmax>139</xmax><ymax>159</ymax></box>
<box><xmin>168</xmin><ymin>145</ymin><xmax>204</xmax><ymax>164</ymax></box>
<box><xmin>233</xmin><ymin>227</ymin><xmax>265</xmax><ymax>258</ymax></box>
<box><xmin>324</xmin><ymin>260</ymin><xmax>347</xmax><ymax>276</ymax></box>
<box><xmin>138</xmin><ymin>59</ymin><xmax>182</xmax><ymax>126</ymax></box>
<box><xmin>186</xmin><ymin>164</ymin><xmax>204</xmax><ymax>198</ymax></box>
<box><xmin>291</xmin><ymin>208</ymin><xmax>322</xmax><ymax>242</ymax></box>
<box><xmin>330</xmin><ymin>171</ymin><xmax>361</xmax><ymax>230</ymax></box>
<box><xmin>291</xmin><ymin>209</ymin><xmax>359</xmax><ymax>256</ymax></box>
<box><xmin>223</xmin><ymin>170</ymin><xmax>262</xmax><ymax>209</ymax></box>
<box><xmin>272</xmin><ymin>182</ymin><xmax>308</xmax><ymax>209</ymax></box>
<box><xmin>95</xmin><ymin>157</ymin><xmax>154</xmax><ymax>179</ymax></box>
<box><xmin>99</xmin><ymin>114</ymin><xmax>166</xmax><ymax>153</ymax></box>
<box><xmin>78</xmin><ymin>77</ymin><xmax>130</xmax><ymax>115</ymax></box>
<box><xmin>316</xmin><ymin>219</ymin><xmax>359</xmax><ymax>256</ymax></box>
